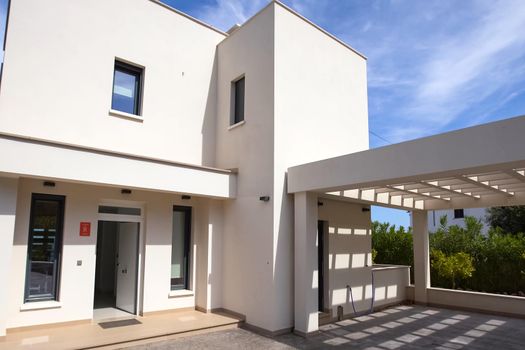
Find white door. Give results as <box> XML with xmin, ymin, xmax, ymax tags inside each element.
<box><xmin>116</xmin><ymin>222</ymin><xmax>139</xmax><ymax>314</ymax></box>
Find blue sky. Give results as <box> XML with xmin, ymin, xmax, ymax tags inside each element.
<box><xmin>2</xmin><ymin>0</ymin><xmax>525</xmax><ymax>228</ymax></box>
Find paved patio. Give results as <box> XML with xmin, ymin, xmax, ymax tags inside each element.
<box><xmin>126</xmin><ymin>305</ymin><xmax>525</xmax><ymax>349</ymax></box>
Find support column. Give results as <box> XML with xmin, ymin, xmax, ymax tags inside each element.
<box><xmin>0</xmin><ymin>178</ymin><xmax>18</xmax><ymax>337</ymax></box>
<box><xmin>411</xmin><ymin>210</ymin><xmax>430</xmax><ymax>304</ymax></box>
<box><xmin>294</xmin><ymin>191</ymin><xmax>318</xmax><ymax>336</ymax></box>
<box><xmin>195</xmin><ymin>200</ymin><xmax>223</xmax><ymax>312</ymax></box>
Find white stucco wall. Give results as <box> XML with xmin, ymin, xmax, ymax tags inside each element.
<box><xmin>214</xmin><ymin>4</ymin><xmax>276</xmax><ymax>331</ymax></box>
<box><xmin>6</xmin><ymin>178</ymin><xmax>222</xmax><ymax>329</ymax></box>
<box><xmin>0</xmin><ymin>0</ymin><xmax>224</xmax><ymax>166</ymax></box>
<box><xmin>428</xmin><ymin>208</ymin><xmax>490</xmax><ymax>234</ymax></box>
<box><xmin>318</xmin><ymin>199</ymin><xmax>372</xmax><ymax>316</ymax></box>
<box><xmin>0</xmin><ymin>177</ymin><xmax>18</xmax><ymax>336</ymax></box>
<box><xmin>272</xmin><ymin>3</ymin><xmax>369</xmax><ymax>329</ymax></box>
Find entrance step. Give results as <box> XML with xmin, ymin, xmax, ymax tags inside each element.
<box><xmin>319</xmin><ymin>311</ymin><xmax>333</xmax><ymax>325</ymax></box>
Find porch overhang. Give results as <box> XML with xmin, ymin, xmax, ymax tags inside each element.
<box><xmin>288</xmin><ymin>115</ymin><xmax>525</xmax><ymax>210</ymax></box>
<box><xmin>0</xmin><ymin>133</ymin><xmax>236</xmax><ymax>199</ymax></box>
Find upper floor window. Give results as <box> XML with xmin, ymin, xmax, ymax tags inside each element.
<box><xmin>231</xmin><ymin>76</ymin><xmax>245</xmax><ymax>125</ymax></box>
<box><xmin>112</xmin><ymin>60</ymin><xmax>143</xmax><ymax>116</ymax></box>
<box><xmin>454</xmin><ymin>209</ymin><xmax>464</xmax><ymax>219</ymax></box>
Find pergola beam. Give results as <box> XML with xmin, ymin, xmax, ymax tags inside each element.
<box><xmin>459</xmin><ymin>175</ymin><xmax>514</xmax><ymax>197</ymax></box>
<box><xmin>386</xmin><ymin>185</ymin><xmax>450</xmax><ymax>202</ymax></box>
<box><xmin>505</xmin><ymin>169</ymin><xmax>525</xmax><ymax>183</ymax></box>
<box><xmin>420</xmin><ymin>180</ymin><xmax>480</xmax><ymax>199</ymax></box>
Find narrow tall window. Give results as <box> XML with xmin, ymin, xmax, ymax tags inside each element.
<box><xmin>232</xmin><ymin>76</ymin><xmax>245</xmax><ymax>125</ymax></box>
<box><xmin>111</xmin><ymin>60</ymin><xmax>143</xmax><ymax>115</ymax></box>
<box><xmin>25</xmin><ymin>194</ymin><xmax>65</xmax><ymax>302</ymax></box>
<box><xmin>454</xmin><ymin>209</ymin><xmax>464</xmax><ymax>219</ymax></box>
<box><xmin>171</xmin><ymin>206</ymin><xmax>191</xmax><ymax>290</ymax></box>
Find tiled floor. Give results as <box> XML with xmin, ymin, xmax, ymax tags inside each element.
<box><xmin>93</xmin><ymin>307</ymin><xmax>134</xmax><ymax>321</ymax></box>
<box><xmin>127</xmin><ymin>305</ymin><xmax>525</xmax><ymax>349</ymax></box>
<box><xmin>0</xmin><ymin>310</ymin><xmax>242</xmax><ymax>350</ymax></box>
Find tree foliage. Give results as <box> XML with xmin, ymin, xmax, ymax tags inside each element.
<box><xmin>372</xmin><ymin>216</ymin><xmax>525</xmax><ymax>295</ymax></box>
<box><xmin>486</xmin><ymin>206</ymin><xmax>525</xmax><ymax>234</ymax></box>
<box><xmin>430</xmin><ymin>249</ymin><xmax>474</xmax><ymax>289</ymax></box>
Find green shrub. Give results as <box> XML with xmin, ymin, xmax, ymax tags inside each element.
<box><xmin>430</xmin><ymin>249</ymin><xmax>475</xmax><ymax>289</ymax></box>
<box><xmin>372</xmin><ymin>216</ymin><xmax>525</xmax><ymax>295</ymax></box>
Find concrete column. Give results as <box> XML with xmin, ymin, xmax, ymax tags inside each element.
<box><xmin>195</xmin><ymin>200</ymin><xmax>223</xmax><ymax>312</ymax></box>
<box><xmin>0</xmin><ymin>178</ymin><xmax>18</xmax><ymax>337</ymax></box>
<box><xmin>294</xmin><ymin>191</ymin><xmax>318</xmax><ymax>336</ymax></box>
<box><xmin>411</xmin><ymin>210</ymin><xmax>430</xmax><ymax>304</ymax></box>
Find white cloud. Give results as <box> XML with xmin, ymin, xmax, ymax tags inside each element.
<box><xmin>409</xmin><ymin>0</ymin><xmax>525</xmax><ymax>126</ymax></box>
<box><xmin>195</xmin><ymin>0</ymin><xmax>268</xmax><ymax>32</ymax></box>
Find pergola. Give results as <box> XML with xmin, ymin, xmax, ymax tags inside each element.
<box><xmin>287</xmin><ymin>115</ymin><xmax>525</xmax><ymax>335</ymax></box>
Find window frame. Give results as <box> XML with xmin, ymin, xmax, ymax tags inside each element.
<box><xmin>24</xmin><ymin>193</ymin><xmax>66</xmax><ymax>303</ymax></box>
<box><xmin>111</xmin><ymin>60</ymin><xmax>144</xmax><ymax>116</ymax></box>
<box><xmin>171</xmin><ymin>205</ymin><xmax>192</xmax><ymax>291</ymax></box>
<box><xmin>454</xmin><ymin>209</ymin><xmax>465</xmax><ymax>219</ymax></box>
<box><xmin>230</xmin><ymin>75</ymin><xmax>245</xmax><ymax>125</ymax></box>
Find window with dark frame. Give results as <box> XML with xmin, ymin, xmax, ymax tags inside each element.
<box><xmin>171</xmin><ymin>206</ymin><xmax>191</xmax><ymax>291</ymax></box>
<box><xmin>232</xmin><ymin>76</ymin><xmax>245</xmax><ymax>125</ymax></box>
<box><xmin>111</xmin><ymin>60</ymin><xmax>143</xmax><ymax>116</ymax></box>
<box><xmin>454</xmin><ymin>209</ymin><xmax>465</xmax><ymax>219</ymax></box>
<box><xmin>25</xmin><ymin>194</ymin><xmax>65</xmax><ymax>302</ymax></box>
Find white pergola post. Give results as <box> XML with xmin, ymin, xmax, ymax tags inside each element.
<box><xmin>294</xmin><ymin>191</ymin><xmax>318</xmax><ymax>336</ymax></box>
<box><xmin>0</xmin><ymin>178</ymin><xmax>18</xmax><ymax>337</ymax></box>
<box><xmin>412</xmin><ymin>210</ymin><xmax>430</xmax><ymax>304</ymax></box>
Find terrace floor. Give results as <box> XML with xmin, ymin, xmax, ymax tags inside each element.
<box><xmin>127</xmin><ymin>305</ymin><xmax>525</xmax><ymax>349</ymax></box>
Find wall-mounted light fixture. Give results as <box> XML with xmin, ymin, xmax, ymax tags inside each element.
<box><xmin>317</xmin><ymin>201</ymin><xmax>324</xmax><ymax>207</ymax></box>
<box><xmin>362</xmin><ymin>207</ymin><xmax>371</xmax><ymax>212</ymax></box>
<box><xmin>182</xmin><ymin>195</ymin><xmax>191</xmax><ymax>200</ymax></box>
<box><xmin>259</xmin><ymin>196</ymin><xmax>270</xmax><ymax>202</ymax></box>
<box><xmin>43</xmin><ymin>181</ymin><xmax>56</xmax><ymax>187</ymax></box>
<box><xmin>121</xmin><ymin>189</ymin><xmax>132</xmax><ymax>194</ymax></box>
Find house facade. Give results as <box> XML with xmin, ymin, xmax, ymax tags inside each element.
<box><xmin>427</xmin><ymin>208</ymin><xmax>490</xmax><ymax>235</ymax></box>
<box><xmin>0</xmin><ymin>0</ymin><xmax>394</xmax><ymax>337</ymax></box>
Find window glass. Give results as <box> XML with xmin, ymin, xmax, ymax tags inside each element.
<box><xmin>26</xmin><ymin>195</ymin><xmax>64</xmax><ymax>302</ymax></box>
<box><xmin>454</xmin><ymin>209</ymin><xmax>464</xmax><ymax>219</ymax></box>
<box><xmin>111</xmin><ymin>61</ymin><xmax>142</xmax><ymax>115</ymax></box>
<box><xmin>171</xmin><ymin>207</ymin><xmax>191</xmax><ymax>290</ymax></box>
<box><xmin>233</xmin><ymin>77</ymin><xmax>245</xmax><ymax>124</ymax></box>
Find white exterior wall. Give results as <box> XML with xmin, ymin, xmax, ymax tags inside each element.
<box><xmin>318</xmin><ymin>199</ymin><xmax>372</xmax><ymax>316</ymax></box>
<box><xmin>0</xmin><ymin>0</ymin><xmax>224</xmax><ymax>166</ymax></box>
<box><xmin>214</xmin><ymin>4</ymin><xmax>276</xmax><ymax>330</ymax></box>
<box><xmin>6</xmin><ymin>178</ymin><xmax>221</xmax><ymax>329</ymax></box>
<box><xmin>272</xmin><ymin>3</ymin><xmax>369</xmax><ymax>329</ymax></box>
<box><xmin>428</xmin><ymin>208</ymin><xmax>489</xmax><ymax>234</ymax></box>
<box><xmin>0</xmin><ymin>178</ymin><xmax>18</xmax><ymax>336</ymax></box>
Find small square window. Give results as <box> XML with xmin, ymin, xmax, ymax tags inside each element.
<box><xmin>231</xmin><ymin>76</ymin><xmax>245</xmax><ymax>125</ymax></box>
<box><xmin>454</xmin><ymin>209</ymin><xmax>464</xmax><ymax>219</ymax></box>
<box><xmin>111</xmin><ymin>60</ymin><xmax>143</xmax><ymax>116</ymax></box>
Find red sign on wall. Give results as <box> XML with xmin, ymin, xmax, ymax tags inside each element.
<box><xmin>80</xmin><ymin>222</ymin><xmax>91</xmax><ymax>237</ymax></box>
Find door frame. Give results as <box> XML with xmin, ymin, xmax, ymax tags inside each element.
<box><xmin>96</xmin><ymin>200</ymin><xmax>145</xmax><ymax>317</ymax></box>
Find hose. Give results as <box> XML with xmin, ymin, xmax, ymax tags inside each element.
<box><xmin>347</xmin><ymin>268</ymin><xmax>376</xmax><ymax>317</ymax></box>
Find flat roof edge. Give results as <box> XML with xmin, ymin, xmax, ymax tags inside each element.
<box><xmin>148</xmin><ymin>0</ymin><xmax>227</xmax><ymax>37</ymax></box>
<box><xmin>273</xmin><ymin>0</ymin><xmax>367</xmax><ymax>60</ymax></box>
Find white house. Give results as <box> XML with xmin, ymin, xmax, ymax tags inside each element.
<box><xmin>427</xmin><ymin>208</ymin><xmax>490</xmax><ymax>235</ymax></box>
<box><xmin>1</xmin><ymin>0</ymin><xmax>525</xmax><ymax>342</ymax></box>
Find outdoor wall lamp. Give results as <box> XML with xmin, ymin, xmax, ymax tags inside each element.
<box><xmin>259</xmin><ymin>196</ymin><xmax>270</xmax><ymax>202</ymax></box>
